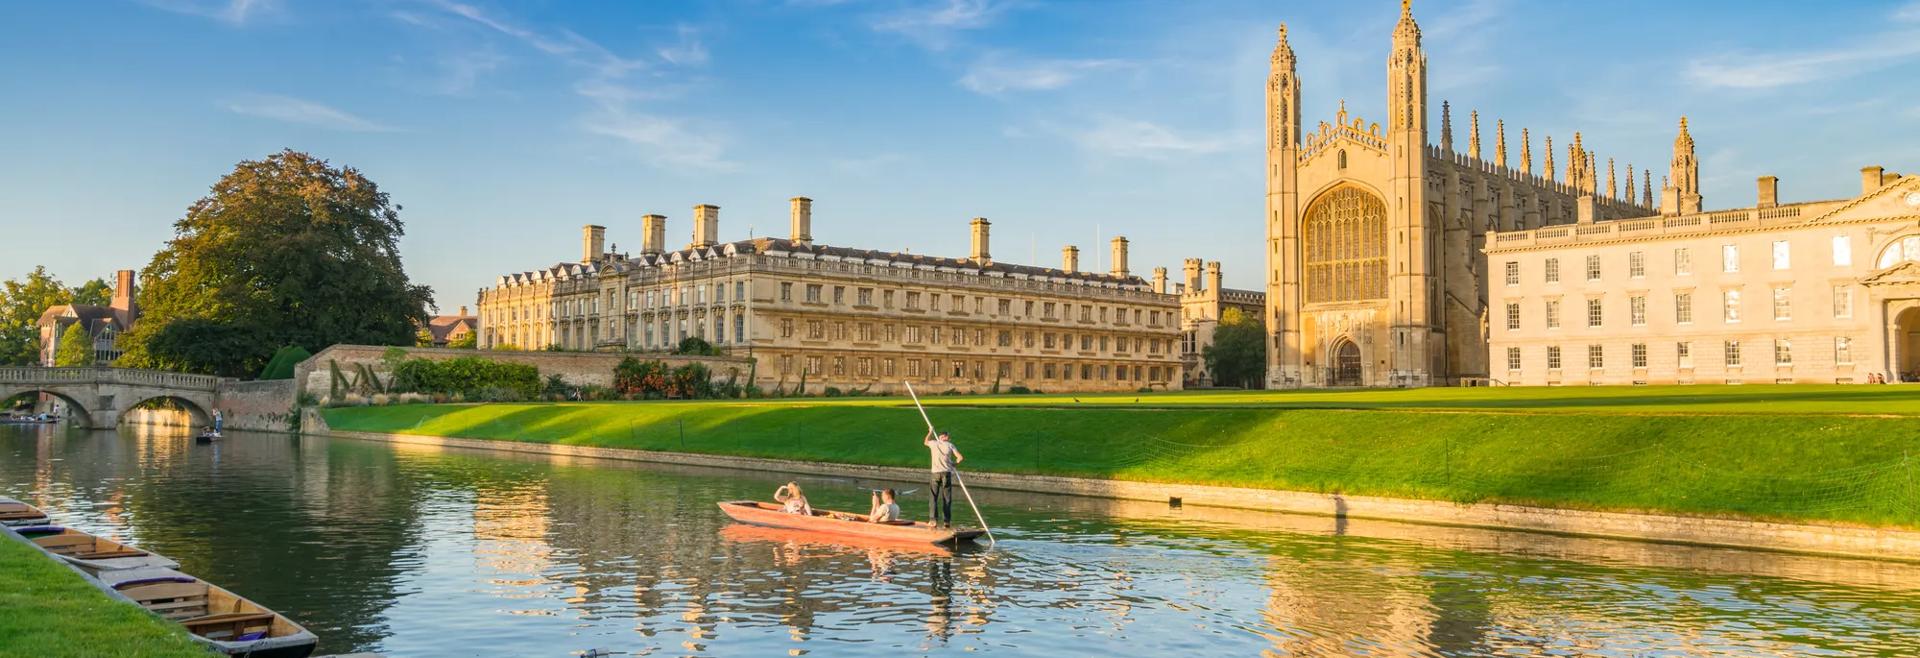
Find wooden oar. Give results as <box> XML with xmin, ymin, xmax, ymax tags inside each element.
<box><xmin>904</xmin><ymin>381</ymin><xmax>995</xmax><ymax>545</ymax></box>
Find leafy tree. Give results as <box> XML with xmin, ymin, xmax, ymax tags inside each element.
<box><xmin>447</xmin><ymin>331</ymin><xmax>476</xmax><ymax>349</ymax></box>
<box><xmin>121</xmin><ymin>150</ymin><xmax>433</xmax><ymax>376</ymax></box>
<box><xmin>1203</xmin><ymin>307</ymin><xmax>1267</xmax><ymax>389</ymax></box>
<box><xmin>54</xmin><ymin>323</ymin><xmax>94</xmax><ymax>367</ymax></box>
<box><xmin>415</xmin><ymin>328</ymin><xmax>436</xmax><ymax>348</ymax></box>
<box><xmin>70</xmin><ymin>278</ymin><xmax>111</xmax><ymax>306</ymax></box>
<box><xmin>0</xmin><ymin>266</ymin><xmax>74</xmax><ymax>365</ymax></box>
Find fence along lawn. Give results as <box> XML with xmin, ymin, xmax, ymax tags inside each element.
<box><xmin>323</xmin><ymin>385</ymin><xmax>1920</xmax><ymax>529</ymax></box>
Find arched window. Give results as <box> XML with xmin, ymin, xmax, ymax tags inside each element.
<box><xmin>1877</xmin><ymin>235</ymin><xmax>1920</xmax><ymax>268</ymax></box>
<box><xmin>1304</xmin><ymin>186</ymin><xmax>1389</xmax><ymax>303</ymax></box>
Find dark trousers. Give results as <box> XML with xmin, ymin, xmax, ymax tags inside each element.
<box><xmin>929</xmin><ymin>471</ymin><xmax>955</xmax><ymax>525</ymax></box>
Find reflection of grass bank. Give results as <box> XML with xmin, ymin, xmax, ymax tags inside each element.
<box><xmin>323</xmin><ymin>390</ymin><xmax>1920</xmax><ymax>528</ymax></box>
<box><xmin>0</xmin><ymin>536</ymin><xmax>206</xmax><ymax>658</ymax></box>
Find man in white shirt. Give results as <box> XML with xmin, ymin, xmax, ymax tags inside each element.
<box><xmin>923</xmin><ymin>431</ymin><xmax>963</xmax><ymax>527</ymax></box>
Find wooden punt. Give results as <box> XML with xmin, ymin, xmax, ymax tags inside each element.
<box><xmin>110</xmin><ymin>571</ymin><xmax>318</xmax><ymax>658</ymax></box>
<box><xmin>14</xmin><ymin>525</ymin><xmax>179</xmax><ymax>574</ymax></box>
<box><xmin>717</xmin><ymin>500</ymin><xmax>984</xmax><ymax>546</ymax></box>
<box><xmin>0</xmin><ymin>496</ymin><xmax>50</xmax><ymax>527</ymax></box>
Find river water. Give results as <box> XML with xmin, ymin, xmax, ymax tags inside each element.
<box><xmin>5</xmin><ymin>425</ymin><xmax>1920</xmax><ymax>657</ymax></box>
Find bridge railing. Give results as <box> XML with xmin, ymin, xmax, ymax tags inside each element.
<box><xmin>0</xmin><ymin>366</ymin><xmax>225</xmax><ymax>391</ymax></box>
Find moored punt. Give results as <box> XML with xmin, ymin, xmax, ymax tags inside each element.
<box><xmin>0</xmin><ymin>496</ymin><xmax>50</xmax><ymax>527</ymax></box>
<box><xmin>13</xmin><ymin>525</ymin><xmax>180</xmax><ymax>574</ymax></box>
<box><xmin>109</xmin><ymin>570</ymin><xmax>318</xmax><ymax>658</ymax></box>
<box><xmin>717</xmin><ymin>500</ymin><xmax>984</xmax><ymax>546</ymax></box>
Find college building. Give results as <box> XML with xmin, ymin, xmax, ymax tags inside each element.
<box><xmin>475</xmin><ymin>199</ymin><xmax>1184</xmax><ymax>394</ymax></box>
<box><xmin>1264</xmin><ymin>2</ymin><xmax>1913</xmax><ymax>387</ymax></box>
<box><xmin>1177</xmin><ymin>259</ymin><xmax>1266</xmax><ymax>387</ymax></box>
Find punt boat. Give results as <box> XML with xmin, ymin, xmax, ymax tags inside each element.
<box><xmin>0</xmin><ymin>496</ymin><xmax>50</xmax><ymax>527</ymax></box>
<box><xmin>109</xmin><ymin>570</ymin><xmax>318</xmax><ymax>658</ymax></box>
<box><xmin>717</xmin><ymin>500</ymin><xmax>984</xmax><ymax>546</ymax></box>
<box><xmin>12</xmin><ymin>525</ymin><xmax>180</xmax><ymax>574</ymax></box>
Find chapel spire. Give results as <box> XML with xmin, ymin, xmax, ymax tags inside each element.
<box><xmin>1665</xmin><ymin>116</ymin><xmax>1702</xmax><ymax>214</ymax></box>
<box><xmin>1440</xmin><ymin>101</ymin><xmax>1452</xmax><ymax>152</ymax></box>
<box><xmin>1643</xmin><ymin>170</ymin><xmax>1654</xmax><ymax>207</ymax></box>
<box><xmin>1607</xmin><ymin>158</ymin><xmax>1617</xmax><ymax>199</ymax></box>
<box><xmin>1267</xmin><ymin>24</ymin><xmax>1300</xmax><ymax>150</ymax></box>
<box><xmin>1494</xmin><ymin>119</ymin><xmax>1507</xmax><ymax>168</ymax></box>
<box><xmin>1387</xmin><ymin>0</ymin><xmax>1425</xmax><ymax>135</ymax></box>
<box><xmin>1468</xmin><ymin>110</ymin><xmax>1481</xmax><ymax>160</ymax></box>
<box><xmin>1520</xmin><ymin>128</ymin><xmax>1532</xmax><ymax>174</ymax></box>
<box><xmin>1544</xmin><ymin>135</ymin><xmax>1556</xmax><ymax>183</ymax></box>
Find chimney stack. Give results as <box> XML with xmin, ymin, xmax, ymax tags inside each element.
<box><xmin>1061</xmin><ymin>245</ymin><xmax>1079</xmax><ymax>273</ymax></box>
<box><xmin>582</xmin><ymin>225</ymin><xmax>606</xmax><ymax>263</ymax></box>
<box><xmin>1206</xmin><ymin>261</ymin><xmax>1223</xmax><ymax>294</ymax></box>
<box><xmin>1109</xmin><ymin>236</ymin><xmax>1130</xmax><ymax>278</ymax></box>
<box><xmin>969</xmin><ymin>218</ymin><xmax>992</xmax><ymax>266</ymax></box>
<box><xmin>1182</xmin><ymin>258</ymin><xmax>1203</xmax><ymax>292</ymax></box>
<box><xmin>691</xmin><ymin>205</ymin><xmax>719</xmax><ymax>249</ymax></box>
<box><xmin>641</xmin><ymin>214</ymin><xmax>667</xmax><ymax>255</ymax></box>
<box><xmin>111</xmin><ymin>269</ymin><xmax>136</xmax><ymax>314</ymax></box>
<box><xmin>1756</xmin><ymin>176</ymin><xmax>1779</xmax><ymax>208</ymax></box>
<box><xmin>790</xmin><ymin>197</ymin><xmax>813</xmax><ymax>246</ymax></box>
<box><xmin>459</xmin><ymin>305</ymin><xmax>469</xmax><ymax>316</ymax></box>
<box><xmin>1863</xmin><ymin>166</ymin><xmax>1886</xmax><ymax>195</ymax></box>
<box><xmin>1151</xmin><ymin>267</ymin><xmax>1168</xmax><ymax>294</ymax></box>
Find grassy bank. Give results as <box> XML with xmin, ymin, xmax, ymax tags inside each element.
<box><xmin>323</xmin><ymin>386</ymin><xmax>1920</xmax><ymax>528</ymax></box>
<box><xmin>0</xmin><ymin>535</ymin><xmax>207</xmax><ymax>658</ymax></box>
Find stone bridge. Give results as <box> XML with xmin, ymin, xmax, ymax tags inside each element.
<box><xmin>0</xmin><ymin>367</ymin><xmax>292</xmax><ymax>431</ymax></box>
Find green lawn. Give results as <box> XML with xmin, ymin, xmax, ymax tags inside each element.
<box><xmin>323</xmin><ymin>385</ymin><xmax>1920</xmax><ymax>529</ymax></box>
<box><xmin>0</xmin><ymin>535</ymin><xmax>208</xmax><ymax>658</ymax></box>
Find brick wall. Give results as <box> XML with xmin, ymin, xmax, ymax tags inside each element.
<box><xmin>216</xmin><ymin>379</ymin><xmax>297</xmax><ymax>432</ymax></box>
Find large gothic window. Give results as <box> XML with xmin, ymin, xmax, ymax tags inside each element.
<box><xmin>1304</xmin><ymin>186</ymin><xmax>1388</xmax><ymax>304</ymax></box>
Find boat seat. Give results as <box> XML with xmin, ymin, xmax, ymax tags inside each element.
<box><xmin>74</xmin><ymin>549</ymin><xmax>148</xmax><ymax>560</ymax></box>
<box><xmin>184</xmin><ymin>612</ymin><xmax>276</xmax><ymax>640</ymax></box>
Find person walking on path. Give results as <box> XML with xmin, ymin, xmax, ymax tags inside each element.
<box><xmin>924</xmin><ymin>430</ymin><xmax>964</xmax><ymax>527</ymax></box>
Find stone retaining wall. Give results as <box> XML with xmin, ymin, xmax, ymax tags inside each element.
<box><xmin>323</xmin><ymin>428</ymin><xmax>1920</xmax><ymax>562</ymax></box>
<box><xmin>294</xmin><ymin>345</ymin><xmax>755</xmax><ymax>401</ymax></box>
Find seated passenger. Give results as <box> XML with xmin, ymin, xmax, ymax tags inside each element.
<box><xmin>868</xmin><ymin>488</ymin><xmax>901</xmax><ymax>523</ymax></box>
<box><xmin>774</xmin><ymin>482</ymin><xmax>811</xmax><ymax>515</ymax></box>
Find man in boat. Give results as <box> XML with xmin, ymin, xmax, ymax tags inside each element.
<box><xmin>923</xmin><ymin>431</ymin><xmax>963</xmax><ymax>527</ymax></box>
<box><xmin>868</xmin><ymin>488</ymin><xmax>901</xmax><ymax>523</ymax></box>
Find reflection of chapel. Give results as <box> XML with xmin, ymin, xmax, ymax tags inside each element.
<box><xmin>1268</xmin><ymin>1</ymin><xmax>1916</xmax><ymax>387</ymax></box>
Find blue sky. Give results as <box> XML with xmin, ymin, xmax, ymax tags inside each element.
<box><xmin>2</xmin><ymin>0</ymin><xmax>1917</xmax><ymax>310</ymax></box>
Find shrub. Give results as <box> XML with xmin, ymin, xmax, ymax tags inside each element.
<box><xmin>674</xmin><ymin>337</ymin><xmax>721</xmax><ymax>356</ymax></box>
<box><xmin>259</xmin><ymin>345</ymin><xmax>313</xmax><ymax>380</ymax></box>
<box><xmin>388</xmin><ymin>356</ymin><xmax>540</xmax><ymax>401</ymax></box>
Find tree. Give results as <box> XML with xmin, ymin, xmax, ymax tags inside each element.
<box><xmin>447</xmin><ymin>331</ymin><xmax>476</xmax><ymax>349</ymax></box>
<box><xmin>1203</xmin><ymin>307</ymin><xmax>1267</xmax><ymax>389</ymax></box>
<box><xmin>259</xmin><ymin>345</ymin><xmax>313</xmax><ymax>380</ymax></box>
<box><xmin>70</xmin><ymin>278</ymin><xmax>111</xmax><ymax>306</ymax></box>
<box><xmin>675</xmin><ymin>336</ymin><xmax>721</xmax><ymax>356</ymax></box>
<box><xmin>54</xmin><ymin>323</ymin><xmax>94</xmax><ymax>367</ymax></box>
<box><xmin>121</xmin><ymin>150</ymin><xmax>433</xmax><ymax>376</ymax></box>
<box><xmin>0</xmin><ymin>267</ymin><xmax>74</xmax><ymax>365</ymax></box>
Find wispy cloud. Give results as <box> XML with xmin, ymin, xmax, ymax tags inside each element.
<box><xmin>413</xmin><ymin>1</ymin><xmax>734</xmax><ymax>170</ymax></box>
<box><xmin>959</xmin><ymin>55</ymin><xmax>1121</xmax><ymax>94</ymax></box>
<box><xmin>139</xmin><ymin>0</ymin><xmax>277</xmax><ymax>26</ymax></box>
<box><xmin>432</xmin><ymin>49</ymin><xmax>508</xmax><ymax>95</ymax></box>
<box><xmin>657</xmin><ymin>24</ymin><xmax>710</xmax><ymax>66</ymax></box>
<box><xmin>1686</xmin><ymin>7</ymin><xmax>1920</xmax><ymax>90</ymax></box>
<box><xmin>871</xmin><ymin>0</ymin><xmax>1015</xmax><ymax>50</ymax></box>
<box><xmin>1063</xmin><ymin>116</ymin><xmax>1239</xmax><ymax>160</ymax></box>
<box><xmin>222</xmin><ymin>94</ymin><xmax>395</xmax><ymax>132</ymax></box>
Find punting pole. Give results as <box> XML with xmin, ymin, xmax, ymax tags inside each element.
<box><xmin>905</xmin><ymin>381</ymin><xmax>995</xmax><ymax>545</ymax></box>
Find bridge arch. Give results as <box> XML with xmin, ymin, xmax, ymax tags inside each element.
<box><xmin>1</xmin><ymin>387</ymin><xmax>94</xmax><ymax>426</ymax></box>
<box><xmin>123</xmin><ymin>394</ymin><xmax>213</xmax><ymax>429</ymax></box>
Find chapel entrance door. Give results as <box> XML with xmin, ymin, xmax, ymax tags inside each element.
<box><xmin>1333</xmin><ymin>340</ymin><xmax>1363</xmax><ymax>387</ymax></box>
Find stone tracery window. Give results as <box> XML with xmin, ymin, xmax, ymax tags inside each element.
<box><xmin>1303</xmin><ymin>186</ymin><xmax>1388</xmax><ymax>303</ymax></box>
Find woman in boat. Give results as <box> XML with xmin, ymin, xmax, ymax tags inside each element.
<box><xmin>774</xmin><ymin>481</ymin><xmax>811</xmax><ymax>515</ymax></box>
<box><xmin>868</xmin><ymin>488</ymin><xmax>901</xmax><ymax>523</ymax></box>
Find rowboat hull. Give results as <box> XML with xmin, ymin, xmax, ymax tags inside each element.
<box><xmin>14</xmin><ymin>525</ymin><xmax>180</xmax><ymax>574</ymax></box>
<box><xmin>717</xmin><ymin>500</ymin><xmax>983</xmax><ymax>546</ymax></box>
<box><xmin>0</xmin><ymin>496</ymin><xmax>50</xmax><ymax>527</ymax></box>
<box><xmin>105</xmin><ymin>569</ymin><xmax>318</xmax><ymax>658</ymax></box>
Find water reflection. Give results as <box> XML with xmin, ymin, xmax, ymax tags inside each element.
<box><xmin>4</xmin><ymin>424</ymin><xmax>1920</xmax><ymax>657</ymax></box>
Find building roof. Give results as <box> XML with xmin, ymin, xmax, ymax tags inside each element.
<box><xmin>36</xmin><ymin>304</ymin><xmax>132</xmax><ymax>334</ymax></box>
<box><xmin>492</xmin><ymin>237</ymin><xmax>1155</xmax><ymax>291</ymax></box>
<box><xmin>424</xmin><ymin>315</ymin><xmax>477</xmax><ymax>343</ymax></box>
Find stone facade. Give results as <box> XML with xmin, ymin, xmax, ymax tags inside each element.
<box><xmin>1264</xmin><ymin>6</ymin><xmax>1652</xmax><ymax>388</ymax></box>
<box><xmin>1488</xmin><ymin>165</ymin><xmax>1920</xmax><ymax>385</ymax></box>
<box><xmin>1176</xmin><ymin>259</ymin><xmax>1266</xmax><ymax>386</ymax></box>
<box><xmin>37</xmin><ymin>269</ymin><xmax>140</xmax><ymax>366</ymax></box>
<box><xmin>475</xmin><ymin>200</ymin><xmax>1183</xmax><ymax>394</ymax></box>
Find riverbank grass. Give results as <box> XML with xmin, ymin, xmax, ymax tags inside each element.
<box><xmin>324</xmin><ymin>385</ymin><xmax>1920</xmax><ymax>529</ymax></box>
<box><xmin>0</xmin><ymin>536</ymin><xmax>207</xmax><ymax>658</ymax></box>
